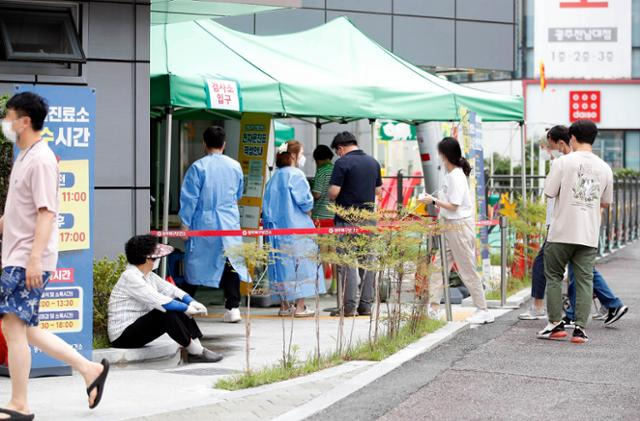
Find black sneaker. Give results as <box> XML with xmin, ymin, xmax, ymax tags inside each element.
<box><xmin>562</xmin><ymin>316</ymin><xmax>576</xmax><ymax>329</ymax></box>
<box><xmin>571</xmin><ymin>326</ymin><xmax>589</xmax><ymax>344</ymax></box>
<box><xmin>357</xmin><ymin>306</ymin><xmax>372</xmax><ymax>316</ymax></box>
<box><xmin>604</xmin><ymin>305</ymin><xmax>628</xmax><ymax>326</ymax></box>
<box><xmin>537</xmin><ymin>320</ymin><xmax>568</xmax><ymax>340</ymax></box>
<box><xmin>330</xmin><ymin>308</ymin><xmax>358</xmax><ymax>317</ymax></box>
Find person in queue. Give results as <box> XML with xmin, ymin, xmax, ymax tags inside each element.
<box><xmin>263</xmin><ymin>141</ymin><xmax>325</xmax><ymax>317</ymax></box>
<box><xmin>538</xmin><ymin>120</ymin><xmax>614</xmax><ymax>344</ymax></box>
<box><xmin>419</xmin><ymin>137</ymin><xmax>494</xmax><ymax>325</ymax></box>
<box><xmin>0</xmin><ymin>92</ymin><xmax>109</xmax><ymax>420</ymax></box>
<box><xmin>311</xmin><ymin>145</ymin><xmax>335</xmax><ymax>224</ymax></box>
<box><xmin>179</xmin><ymin>126</ymin><xmax>248</xmax><ymax>323</ymax></box>
<box><xmin>520</xmin><ymin>126</ymin><xmax>628</xmax><ymax>327</ymax></box>
<box><xmin>327</xmin><ymin>132</ymin><xmax>382</xmax><ymax>317</ymax></box>
<box><xmin>108</xmin><ymin>235</ymin><xmax>222</xmax><ymax>362</ymax></box>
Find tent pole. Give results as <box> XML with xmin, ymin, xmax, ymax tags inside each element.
<box><xmin>520</xmin><ymin>121</ymin><xmax>527</xmax><ymax>203</ymax></box>
<box><xmin>315</xmin><ymin>118</ymin><xmax>320</xmax><ymax>150</ymax></box>
<box><xmin>161</xmin><ymin>107</ymin><xmax>173</xmax><ymax>279</ymax></box>
<box><xmin>370</xmin><ymin>119</ymin><xmax>377</xmax><ymax>161</ymax></box>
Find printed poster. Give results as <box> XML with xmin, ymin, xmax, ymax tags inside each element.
<box><xmin>15</xmin><ymin>84</ymin><xmax>95</xmax><ymax>371</ymax></box>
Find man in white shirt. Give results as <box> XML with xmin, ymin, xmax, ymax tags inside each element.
<box><xmin>538</xmin><ymin>120</ymin><xmax>613</xmax><ymax>344</ymax></box>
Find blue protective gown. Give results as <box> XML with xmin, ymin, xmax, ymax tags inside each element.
<box><xmin>263</xmin><ymin>166</ymin><xmax>325</xmax><ymax>301</ymax></box>
<box><xmin>179</xmin><ymin>153</ymin><xmax>249</xmax><ymax>287</ymax></box>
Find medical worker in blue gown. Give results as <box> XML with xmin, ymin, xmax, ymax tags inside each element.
<box><xmin>263</xmin><ymin>141</ymin><xmax>325</xmax><ymax>317</ymax></box>
<box><xmin>179</xmin><ymin>126</ymin><xmax>248</xmax><ymax>323</ymax></box>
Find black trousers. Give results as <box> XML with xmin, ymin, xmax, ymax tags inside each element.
<box><xmin>182</xmin><ymin>259</ymin><xmax>241</xmax><ymax>310</ymax></box>
<box><xmin>111</xmin><ymin>310</ymin><xmax>202</xmax><ymax>348</ymax></box>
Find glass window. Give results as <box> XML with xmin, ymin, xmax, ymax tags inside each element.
<box><xmin>595</xmin><ymin>130</ymin><xmax>624</xmax><ymax>169</ymax></box>
<box><xmin>625</xmin><ymin>131</ymin><xmax>640</xmax><ymax>170</ymax></box>
<box><xmin>525</xmin><ymin>0</ymin><xmax>534</xmax><ymax>48</ymax></box>
<box><xmin>525</xmin><ymin>48</ymin><xmax>534</xmax><ymax>78</ymax></box>
<box><xmin>633</xmin><ymin>48</ymin><xmax>640</xmax><ymax>78</ymax></box>
<box><xmin>0</xmin><ymin>8</ymin><xmax>84</xmax><ymax>63</ymax></box>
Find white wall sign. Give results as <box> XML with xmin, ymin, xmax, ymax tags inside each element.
<box><xmin>205</xmin><ymin>79</ymin><xmax>241</xmax><ymax>111</ymax></box>
<box><xmin>534</xmin><ymin>0</ymin><xmax>631</xmax><ymax>79</ymax></box>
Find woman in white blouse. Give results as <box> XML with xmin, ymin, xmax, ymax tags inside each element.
<box><xmin>420</xmin><ymin>137</ymin><xmax>494</xmax><ymax>325</ymax></box>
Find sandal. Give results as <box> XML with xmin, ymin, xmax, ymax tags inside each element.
<box><xmin>278</xmin><ymin>307</ymin><xmax>294</xmax><ymax>317</ymax></box>
<box><xmin>0</xmin><ymin>408</ymin><xmax>34</xmax><ymax>420</ymax></box>
<box><xmin>294</xmin><ymin>306</ymin><xmax>315</xmax><ymax>318</ymax></box>
<box><xmin>87</xmin><ymin>359</ymin><xmax>110</xmax><ymax>409</ymax></box>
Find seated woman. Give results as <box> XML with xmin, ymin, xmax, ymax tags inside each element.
<box><xmin>263</xmin><ymin>141</ymin><xmax>325</xmax><ymax>317</ymax></box>
<box><xmin>108</xmin><ymin>235</ymin><xmax>222</xmax><ymax>363</ymax></box>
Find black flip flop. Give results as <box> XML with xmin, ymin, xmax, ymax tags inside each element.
<box><xmin>86</xmin><ymin>359</ymin><xmax>110</xmax><ymax>410</ymax></box>
<box><xmin>0</xmin><ymin>408</ymin><xmax>34</xmax><ymax>420</ymax></box>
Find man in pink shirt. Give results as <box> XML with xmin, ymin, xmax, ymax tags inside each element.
<box><xmin>0</xmin><ymin>92</ymin><xmax>108</xmax><ymax>420</ymax></box>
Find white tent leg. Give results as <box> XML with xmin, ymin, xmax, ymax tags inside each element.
<box><xmin>161</xmin><ymin>108</ymin><xmax>173</xmax><ymax>279</ymax></box>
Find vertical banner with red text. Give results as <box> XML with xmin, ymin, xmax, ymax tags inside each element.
<box><xmin>16</xmin><ymin>85</ymin><xmax>95</xmax><ymax>373</ymax></box>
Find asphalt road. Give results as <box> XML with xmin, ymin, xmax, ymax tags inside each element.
<box><xmin>310</xmin><ymin>242</ymin><xmax>640</xmax><ymax>421</ymax></box>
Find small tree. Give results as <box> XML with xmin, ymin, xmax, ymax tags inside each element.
<box><xmin>225</xmin><ymin>240</ymin><xmax>278</xmax><ymax>373</ymax></box>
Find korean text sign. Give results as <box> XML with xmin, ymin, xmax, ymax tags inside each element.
<box><xmin>534</xmin><ymin>0</ymin><xmax>631</xmax><ymax>78</ymax></box>
<box><xmin>237</xmin><ymin>113</ymin><xmax>272</xmax><ymax>229</ymax></box>
<box><xmin>16</xmin><ymin>85</ymin><xmax>95</xmax><ymax>369</ymax></box>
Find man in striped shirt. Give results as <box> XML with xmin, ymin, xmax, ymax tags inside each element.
<box><xmin>108</xmin><ymin>235</ymin><xmax>222</xmax><ymax>363</ymax></box>
<box><xmin>311</xmin><ymin>145</ymin><xmax>335</xmax><ymax>222</ymax></box>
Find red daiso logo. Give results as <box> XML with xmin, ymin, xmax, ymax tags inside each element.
<box><xmin>570</xmin><ymin>91</ymin><xmax>601</xmax><ymax>122</ymax></box>
<box><xmin>560</xmin><ymin>0</ymin><xmax>608</xmax><ymax>8</ymax></box>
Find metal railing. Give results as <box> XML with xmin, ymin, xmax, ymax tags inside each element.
<box><xmin>487</xmin><ymin>175</ymin><xmax>640</xmax><ymax>257</ymax></box>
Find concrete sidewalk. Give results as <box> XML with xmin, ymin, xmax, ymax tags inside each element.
<box><xmin>318</xmin><ymin>241</ymin><xmax>640</xmax><ymax>421</ymax></box>
<box><xmin>0</xmin><ymin>293</ymin><xmax>505</xmax><ymax>420</ymax></box>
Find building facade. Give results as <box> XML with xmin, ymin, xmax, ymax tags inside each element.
<box><xmin>0</xmin><ymin>0</ymin><xmax>150</xmax><ymax>259</ymax></box>
<box><xmin>219</xmin><ymin>0</ymin><xmax>517</xmax><ymax>74</ymax></box>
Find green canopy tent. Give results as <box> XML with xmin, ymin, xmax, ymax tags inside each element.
<box><xmin>274</xmin><ymin>121</ymin><xmax>295</xmax><ymax>147</ymax></box>
<box><xmin>151</xmin><ymin>17</ymin><xmax>525</xmax><ymax>246</ymax></box>
<box><xmin>151</xmin><ymin>17</ymin><xmax>522</xmax><ymax>122</ymax></box>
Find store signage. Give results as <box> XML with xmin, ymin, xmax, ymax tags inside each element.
<box><xmin>379</xmin><ymin>121</ymin><xmax>417</xmax><ymax>141</ymax></box>
<box><xmin>205</xmin><ymin>78</ymin><xmax>241</xmax><ymax>112</ymax></box>
<box><xmin>534</xmin><ymin>0</ymin><xmax>631</xmax><ymax>78</ymax></box>
<box><xmin>569</xmin><ymin>90</ymin><xmax>601</xmax><ymax>122</ymax></box>
<box><xmin>14</xmin><ymin>84</ymin><xmax>95</xmax><ymax>373</ymax></box>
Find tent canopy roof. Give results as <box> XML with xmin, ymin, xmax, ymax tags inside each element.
<box><xmin>151</xmin><ymin>17</ymin><xmax>523</xmax><ymax>122</ymax></box>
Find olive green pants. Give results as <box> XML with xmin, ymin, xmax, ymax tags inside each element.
<box><xmin>543</xmin><ymin>242</ymin><xmax>597</xmax><ymax>328</ymax></box>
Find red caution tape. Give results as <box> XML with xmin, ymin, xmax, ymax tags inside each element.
<box><xmin>151</xmin><ymin>220</ymin><xmax>499</xmax><ymax>238</ymax></box>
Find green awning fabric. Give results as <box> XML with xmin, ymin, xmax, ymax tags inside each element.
<box><xmin>151</xmin><ymin>17</ymin><xmax>523</xmax><ymax>122</ymax></box>
<box><xmin>274</xmin><ymin>121</ymin><xmax>295</xmax><ymax>146</ymax></box>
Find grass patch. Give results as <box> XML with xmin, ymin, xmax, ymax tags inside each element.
<box><xmin>486</xmin><ymin>276</ymin><xmax>531</xmax><ymax>301</ymax></box>
<box><xmin>215</xmin><ymin>318</ymin><xmax>446</xmax><ymax>391</ymax></box>
<box><xmin>93</xmin><ymin>333</ymin><xmax>111</xmax><ymax>350</ymax></box>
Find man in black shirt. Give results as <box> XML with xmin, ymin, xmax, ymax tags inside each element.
<box><xmin>328</xmin><ymin>132</ymin><xmax>382</xmax><ymax>316</ymax></box>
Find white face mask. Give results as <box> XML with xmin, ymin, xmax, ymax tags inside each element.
<box><xmin>551</xmin><ymin>150</ymin><xmax>563</xmax><ymax>159</ymax></box>
<box><xmin>297</xmin><ymin>154</ymin><xmax>306</xmax><ymax>168</ymax></box>
<box><xmin>152</xmin><ymin>259</ymin><xmax>160</xmax><ymax>271</ymax></box>
<box><xmin>540</xmin><ymin>148</ymin><xmax>550</xmax><ymax>161</ymax></box>
<box><xmin>2</xmin><ymin>120</ymin><xmax>17</xmax><ymax>143</ymax></box>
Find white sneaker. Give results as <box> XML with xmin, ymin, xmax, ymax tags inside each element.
<box><xmin>428</xmin><ymin>307</ymin><xmax>444</xmax><ymax>320</ymax></box>
<box><xmin>223</xmin><ymin>308</ymin><xmax>242</xmax><ymax>323</ymax></box>
<box><xmin>467</xmin><ymin>309</ymin><xmax>495</xmax><ymax>325</ymax></box>
<box><xmin>518</xmin><ymin>305</ymin><xmax>547</xmax><ymax>320</ymax></box>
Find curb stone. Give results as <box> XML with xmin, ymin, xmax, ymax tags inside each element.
<box><xmin>92</xmin><ymin>335</ymin><xmax>179</xmax><ymax>364</ymax></box>
<box><xmin>272</xmin><ymin>321</ymin><xmax>469</xmax><ymax>421</ymax></box>
<box><xmin>462</xmin><ymin>287</ymin><xmax>530</xmax><ymax>308</ymax></box>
